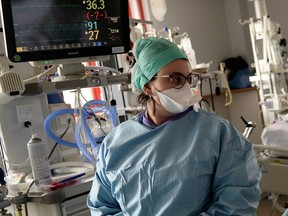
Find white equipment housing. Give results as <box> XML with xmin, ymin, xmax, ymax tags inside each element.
<box><xmin>0</xmin><ymin>72</ymin><xmax>25</xmax><ymax>104</ymax></box>
<box><xmin>245</xmin><ymin>0</ymin><xmax>288</xmax><ymax>126</ymax></box>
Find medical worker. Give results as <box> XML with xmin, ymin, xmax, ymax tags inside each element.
<box><xmin>87</xmin><ymin>37</ymin><xmax>261</xmax><ymax>215</ymax></box>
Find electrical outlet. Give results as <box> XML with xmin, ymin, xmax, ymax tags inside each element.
<box><xmin>16</xmin><ymin>104</ymin><xmax>33</xmax><ymax>123</ymax></box>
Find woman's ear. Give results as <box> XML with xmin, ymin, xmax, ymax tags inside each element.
<box><xmin>142</xmin><ymin>82</ymin><xmax>152</xmax><ymax>96</ymax></box>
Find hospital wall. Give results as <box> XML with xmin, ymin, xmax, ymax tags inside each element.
<box><xmin>149</xmin><ymin>0</ymin><xmax>233</xmax><ymax>72</ymax></box>
<box><xmin>149</xmin><ymin>0</ymin><xmax>288</xmax><ymax>70</ymax></box>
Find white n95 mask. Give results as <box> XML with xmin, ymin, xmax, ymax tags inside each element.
<box><xmin>155</xmin><ymin>83</ymin><xmax>202</xmax><ymax>114</ymax></box>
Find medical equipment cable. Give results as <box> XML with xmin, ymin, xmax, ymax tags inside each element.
<box><xmin>199</xmin><ymin>78</ymin><xmax>213</xmax><ymax>111</ymax></box>
<box><xmin>44</xmin><ymin>109</ymin><xmax>79</xmax><ymax>148</ymax></box>
<box><xmin>23</xmin><ymin>65</ymin><xmax>59</xmax><ymax>84</ymax></box>
<box><xmin>207</xmin><ymin>77</ymin><xmax>215</xmax><ymax>111</ymax></box>
<box><xmin>44</xmin><ymin>89</ymin><xmax>84</xmax><ymax>148</ymax></box>
<box><xmin>199</xmin><ymin>98</ymin><xmax>213</xmax><ymax>113</ymax></box>
<box><xmin>79</xmin><ymin>90</ymin><xmax>113</xmax><ymax>134</ymax></box>
<box><xmin>48</xmin><ymin>118</ymin><xmax>72</xmax><ymax>159</ymax></box>
<box><xmin>87</xmin><ymin>107</ymin><xmax>107</xmax><ymax>136</ymax></box>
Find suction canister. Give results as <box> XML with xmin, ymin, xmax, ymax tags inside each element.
<box><xmin>27</xmin><ymin>134</ymin><xmax>52</xmax><ymax>187</ymax></box>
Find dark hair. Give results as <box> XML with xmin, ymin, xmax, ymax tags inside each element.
<box><xmin>136</xmin><ymin>78</ymin><xmax>156</xmax><ymax>105</ymax></box>
<box><xmin>137</xmin><ymin>93</ymin><xmax>150</xmax><ymax>105</ymax></box>
<box><xmin>222</xmin><ymin>56</ymin><xmax>248</xmax><ymax>80</ymax></box>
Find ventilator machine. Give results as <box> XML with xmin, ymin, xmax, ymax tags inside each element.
<box><xmin>0</xmin><ymin>0</ymin><xmax>133</xmax><ymax>215</ymax></box>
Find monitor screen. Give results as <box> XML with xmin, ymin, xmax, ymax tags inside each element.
<box><xmin>0</xmin><ymin>0</ymin><xmax>130</xmax><ymax>64</ymax></box>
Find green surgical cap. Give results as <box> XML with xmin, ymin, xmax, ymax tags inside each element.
<box><xmin>132</xmin><ymin>37</ymin><xmax>188</xmax><ymax>91</ymax></box>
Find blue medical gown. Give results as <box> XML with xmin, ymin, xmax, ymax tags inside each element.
<box><xmin>87</xmin><ymin>109</ymin><xmax>261</xmax><ymax>215</ymax></box>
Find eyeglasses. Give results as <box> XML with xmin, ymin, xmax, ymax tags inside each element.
<box><xmin>154</xmin><ymin>72</ymin><xmax>200</xmax><ymax>89</ymax></box>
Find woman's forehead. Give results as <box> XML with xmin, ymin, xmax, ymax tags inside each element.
<box><xmin>157</xmin><ymin>59</ymin><xmax>191</xmax><ymax>75</ymax></box>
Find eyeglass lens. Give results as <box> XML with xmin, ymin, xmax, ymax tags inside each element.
<box><xmin>170</xmin><ymin>73</ymin><xmax>199</xmax><ymax>89</ymax></box>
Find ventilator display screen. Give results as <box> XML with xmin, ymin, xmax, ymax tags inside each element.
<box><xmin>0</xmin><ymin>0</ymin><xmax>130</xmax><ymax>63</ymax></box>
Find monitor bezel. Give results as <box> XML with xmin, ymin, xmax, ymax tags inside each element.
<box><xmin>0</xmin><ymin>0</ymin><xmax>130</xmax><ymax>63</ymax></box>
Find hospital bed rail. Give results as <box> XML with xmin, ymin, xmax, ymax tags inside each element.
<box><xmin>253</xmin><ymin>144</ymin><xmax>288</xmax><ymax>196</ymax></box>
<box><xmin>242</xmin><ymin>116</ymin><xmax>288</xmax><ymax>214</ymax></box>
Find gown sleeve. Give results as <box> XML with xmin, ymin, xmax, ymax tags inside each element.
<box><xmin>199</xmin><ymin>127</ymin><xmax>261</xmax><ymax>216</ymax></box>
<box><xmin>87</xmin><ymin>141</ymin><xmax>124</xmax><ymax>216</ymax></box>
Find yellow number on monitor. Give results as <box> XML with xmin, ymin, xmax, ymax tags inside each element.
<box><xmin>98</xmin><ymin>0</ymin><xmax>105</xmax><ymax>9</ymax></box>
<box><xmin>89</xmin><ymin>30</ymin><xmax>99</xmax><ymax>40</ymax></box>
<box><xmin>86</xmin><ymin>0</ymin><xmax>101</xmax><ymax>10</ymax></box>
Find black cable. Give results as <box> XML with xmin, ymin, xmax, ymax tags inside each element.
<box><xmin>198</xmin><ymin>78</ymin><xmax>204</xmax><ymax>109</ymax></box>
<box><xmin>199</xmin><ymin>77</ymin><xmax>215</xmax><ymax>111</ymax></box>
<box><xmin>200</xmin><ymin>98</ymin><xmax>211</xmax><ymax>109</ymax></box>
<box><xmin>200</xmin><ymin>78</ymin><xmax>203</xmax><ymax>97</ymax></box>
<box><xmin>48</xmin><ymin>118</ymin><xmax>72</xmax><ymax>160</ymax></box>
<box><xmin>208</xmin><ymin>78</ymin><xmax>215</xmax><ymax>111</ymax></box>
<box><xmin>87</xmin><ymin>107</ymin><xmax>107</xmax><ymax>136</ymax></box>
